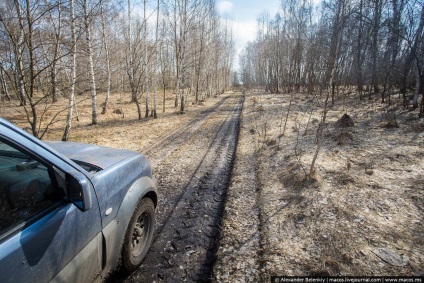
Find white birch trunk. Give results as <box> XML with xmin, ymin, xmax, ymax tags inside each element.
<box><xmin>62</xmin><ymin>0</ymin><xmax>77</xmax><ymax>141</ymax></box>
<box><xmin>84</xmin><ymin>0</ymin><xmax>97</xmax><ymax>125</ymax></box>
<box><xmin>152</xmin><ymin>0</ymin><xmax>159</xmax><ymax>118</ymax></box>
<box><xmin>100</xmin><ymin>0</ymin><xmax>111</xmax><ymax>114</ymax></box>
<box><xmin>0</xmin><ymin>65</ymin><xmax>10</xmax><ymax>100</ymax></box>
<box><xmin>127</xmin><ymin>0</ymin><xmax>142</xmax><ymax>119</ymax></box>
<box><xmin>179</xmin><ymin>0</ymin><xmax>187</xmax><ymax>113</ymax></box>
<box><xmin>14</xmin><ymin>1</ymin><xmax>26</xmax><ymax>106</ymax></box>
<box><xmin>144</xmin><ymin>0</ymin><xmax>149</xmax><ymax>118</ymax></box>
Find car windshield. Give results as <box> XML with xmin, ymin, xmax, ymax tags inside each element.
<box><xmin>0</xmin><ymin>141</ymin><xmax>29</xmax><ymax>159</ymax></box>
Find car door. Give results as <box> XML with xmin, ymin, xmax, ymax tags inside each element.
<box><xmin>0</xmin><ymin>126</ymin><xmax>103</xmax><ymax>283</ymax></box>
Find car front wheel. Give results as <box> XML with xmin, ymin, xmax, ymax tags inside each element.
<box><xmin>122</xmin><ymin>197</ymin><xmax>155</xmax><ymax>272</ymax></box>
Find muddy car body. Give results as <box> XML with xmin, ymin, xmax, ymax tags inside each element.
<box><xmin>0</xmin><ymin>118</ymin><xmax>157</xmax><ymax>282</ymax></box>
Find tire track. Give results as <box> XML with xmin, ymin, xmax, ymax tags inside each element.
<box><xmin>141</xmin><ymin>96</ymin><xmax>231</xmax><ymax>167</ymax></box>
<box><xmin>122</xmin><ymin>94</ymin><xmax>243</xmax><ymax>282</ymax></box>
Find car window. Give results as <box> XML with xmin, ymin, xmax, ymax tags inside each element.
<box><xmin>0</xmin><ymin>140</ymin><xmax>59</xmax><ymax>236</ymax></box>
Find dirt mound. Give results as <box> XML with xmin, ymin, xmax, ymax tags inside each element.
<box><xmin>335</xmin><ymin>132</ymin><xmax>354</xmax><ymax>145</ymax></box>
<box><xmin>278</xmin><ymin>163</ymin><xmax>306</xmax><ymax>188</ymax></box>
<box><xmin>335</xmin><ymin>113</ymin><xmax>354</xmax><ymax>127</ymax></box>
<box><xmin>381</xmin><ymin>111</ymin><xmax>399</xmax><ymax>128</ymax></box>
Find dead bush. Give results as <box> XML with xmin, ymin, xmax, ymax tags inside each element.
<box><xmin>335</xmin><ymin>132</ymin><xmax>353</xmax><ymax>145</ymax></box>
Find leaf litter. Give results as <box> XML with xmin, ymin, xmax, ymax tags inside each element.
<box><xmin>213</xmin><ymin>91</ymin><xmax>423</xmax><ymax>281</ymax></box>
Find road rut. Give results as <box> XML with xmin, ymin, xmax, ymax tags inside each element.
<box><xmin>115</xmin><ymin>94</ymin><xmax>243</xmax><ymax>282</ymax></box>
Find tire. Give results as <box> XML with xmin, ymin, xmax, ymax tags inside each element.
<box><xmin>122</xmin><ymin>197</ymin><xmax>155</xmax><ymax>272</ymax></box>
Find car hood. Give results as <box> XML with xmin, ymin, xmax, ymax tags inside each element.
<box><xmin>45</xmin><ymin>141</ymin><xmax>138</xmax><ymax>171</ymax></box>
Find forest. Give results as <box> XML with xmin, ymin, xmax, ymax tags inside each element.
<box><xmin>0</xmin><ymin>0</ymin><xmax>234</xmax><ymax>139</ymax></box>
<box><xmin>1</xmin><ymin>0</ymin><xmax>423</xmax><ymax>280</ymax></box>
<box><xmin>1</xmin><ymin>0</ymin><xmax>424</xmax><ymax>141</ymax></box>
<box><xmin>239</xmin><ymin>0</ymin><xmax>424</xmax><ymax>117</ymax></box>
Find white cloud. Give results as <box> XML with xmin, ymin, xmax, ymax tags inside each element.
<box><xmin>231</xmin><ymin>19</ymin><xmax>257</xmax><ymax>69</ymax></box>
<box><xmin>232</xmin><ymin>20</ymin><xmax>257</xmax><ymax>48</ymax></box>
<box><xmin>218</xmin><ymin>1</ymin><xmax>234</xmax><ymax>14</ymax></box>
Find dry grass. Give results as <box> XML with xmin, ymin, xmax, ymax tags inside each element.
<box><xmin>0</xmin><ymin>91</ymin><xmax>222</xmax><ymax>152</ymax></box>
<box><xmin>250</xmin><ymin>91</ymin><xmax>424</xmax><ymax>278</ymax></box>
<box><xmin>2</xmin><ymin>90</ymin><xmax>423</xmax><ymax>279</ymax></box>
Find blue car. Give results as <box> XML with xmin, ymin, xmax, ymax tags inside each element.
<box><xmin>0</xmin><ymin>118</ymin><xmax>157</xmax><ymax>282</ymax></box>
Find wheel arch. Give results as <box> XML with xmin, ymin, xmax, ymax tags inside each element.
<box><xmin>100</xmin><ymin>176</ymin><xmax>157</xmax><ymax>277</ymax></box>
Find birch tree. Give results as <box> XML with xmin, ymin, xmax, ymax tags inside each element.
<box><xmin>370</xmin><ymin>0</ymin><xmax>382</xmax><ymax>96</ymax></box>
<box><xmin>144</xmin><ymin>0</ymin><xmax>149</xmax><ymax>118</ymax></box>
<box><xmin>83</xmin><ymin>0</ymin><xmax>98</xmax><ymax>125</ymax></box>
<box><xmin>100</xmin><ymin>0</ymin><xmax>112</xmax><ymax>114</ymax></box>
<box><xmin>0</xmin><ymin>62</ymin><xmax>10</xmax><ymax>100</ymax></box>
<box><xmin>0</xmin><ymin>0</ymin><xmax>65</xmax><ymax>138</ymax></box>
<box><xmin>0</xmin><ymin>0</ymin><xmax>236</xmax><ymax>134</ymax></box>
<box><xmin>42</xmin><ymin>0</ymin><xmax>63</xmax><ymax>103</ymax></box>
<box><xmin>152</xmin><ymin>0</ymin><xmax>160</xmax><ymax>118</ymax></box>
<box><xmin>62</xmin><ymin>0</ymin><xmax>77</xmax><ymax>141</ymax></box>
<box><xmin>13</xmin><ymin>0</ymin><xmax>27</xmax><ymax>105</ymax></box>
<box><xmin>311</xmin><ymin>0</ymin><xmax>347</xmax><ymax>174</ymax></box>
<box><xmin>126</xmin><ymin>0</ymin><xmax>142</xmax><ymax>119</ymax></box>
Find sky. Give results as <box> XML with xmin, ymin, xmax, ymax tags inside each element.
<box><xmin>217</xmin><ymin>0</ymin><xmax>281</xmax><ymax>68</ymax></box>
<box><xmin>217</xmin><ymin>0</ymin><xmax>322</xmax><ymax>70</ymax></box>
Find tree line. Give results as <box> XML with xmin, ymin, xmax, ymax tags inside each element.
<box><xmin>0</xmin><ymin>0</ymin><xmax>234</xmax><ymax>139</ymax></box>
<box><xmin>239</xmin><ymin>0</ymin><xmax>424</xmax><ymax>117</ymax></box>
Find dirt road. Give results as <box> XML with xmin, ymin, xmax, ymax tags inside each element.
<box><xmin>111</xmin><ymin>94</ymin><xmax>243</xmax><ymax>282</ymax></box>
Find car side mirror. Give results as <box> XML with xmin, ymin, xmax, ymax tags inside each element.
<box><xmin>67</xmin><ymin>171</ymin><xmax>92</xmax><ymax>211</ymax></box>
